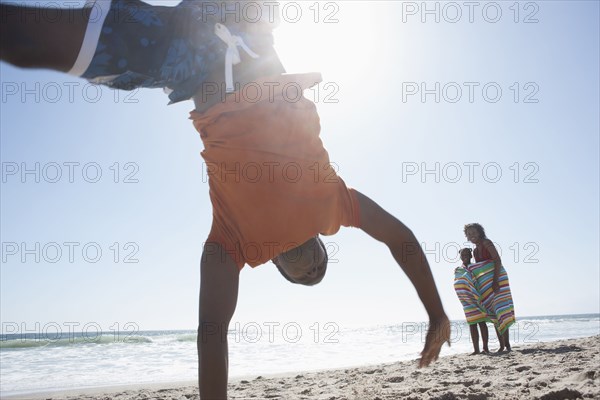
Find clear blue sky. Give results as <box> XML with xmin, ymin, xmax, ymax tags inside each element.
<box><xmin>1</xmin><ymin>1</ymin><xmax>598</xmax><ymax>333</ymax></box>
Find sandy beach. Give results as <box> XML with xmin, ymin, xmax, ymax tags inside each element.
<box><xmin>7</xmin><ymin>335</ymin><xmax>598</xmax><ymax>400</ymax></box>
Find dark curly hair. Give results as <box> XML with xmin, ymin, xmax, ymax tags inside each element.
<box><xmin>460</xmin><ymin>247</ymin><xmax>472</xmax><ymax>256</ymax></box>
<box><xmin>273</xmin><ymin>236</ymin><xmax>328</xmax><ymax>286</ymax></box>
<box><xmin>463</xmin><ymin>223</ymin><xmax>487</xmax><ymax>239</ymax></box>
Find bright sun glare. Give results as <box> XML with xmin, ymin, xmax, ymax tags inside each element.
<box><xmin>274</xmin><ymin>1</ymin><xmax>385</xmax><ymax>79</ymax></box>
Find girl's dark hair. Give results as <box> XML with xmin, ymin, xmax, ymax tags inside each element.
<box><xmin>460</xmin><ymin>247</ymin><xmax>472</xmax><ymax>256</ymax></box>
<box><xmin>463</xmin><ymin>223</ymin><xmax>487</xmax><ymax>239</ymax></box>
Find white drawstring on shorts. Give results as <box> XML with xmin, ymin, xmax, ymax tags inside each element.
<box><xmin>214</xmin><ymin>23</ymin><xmax>260</xmax><ymax>93</ymax></box>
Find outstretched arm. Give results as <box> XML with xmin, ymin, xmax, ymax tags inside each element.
<box><xmin>353</xmin><ymin>190</ymin><xmax>450</xmax><ymax>367</ymax></box>
<box><xmin>0</xmin><ymin>3</ymin><xmax>88</xmax><ymax>71</ymax></box>
<box><xmin>198</xmin><ymin>242</ymin><xmax>240</xmax><ymax>400</ymax></box>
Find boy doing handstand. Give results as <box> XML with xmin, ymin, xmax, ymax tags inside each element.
<box><xmin>1</xmin><ymin>2</ymin><xmax>452</xmax><ymax>398</ymax></box>
<box><xmin>190</xmin><ymin>21</ymin><xmax>451</xmax><ymax>400</ymax></box>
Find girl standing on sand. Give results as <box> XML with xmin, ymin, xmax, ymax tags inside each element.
<box><xmin>454</xmin><ymin>248</ymin><xmax>491</xmax><ymax>354</ymax></box>
<box><xmin>464</xmin><ymin>223</ymin><xmax>516</xmax><ymax>352</ymax></box>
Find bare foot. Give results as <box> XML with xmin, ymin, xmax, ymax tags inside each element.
<box><xmin>419</xmin><ymin>315</ymin><xmax>451</xmax><ymax>368</ymax></box>
<box><xmin>470</xmin><ymin>351</ymin><xmax>480</xmax><ymax>356</ymax></box>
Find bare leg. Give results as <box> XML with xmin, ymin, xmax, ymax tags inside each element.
<box><xmin>198</xmin><ymin>242</ymin><xmax>239</xmax><ymax>400</ymax></box>
<box><xmin>503</xmin><ymin>330</ymin><xmax>511</xmax><ymax>351</ymax></box>
<box><xmin>494</xmin><ymin>326</ymin><xmax>505</xmax><ymax>352</ymax></box>
<box><xmin>353</xmin><ymin>190</ymin><xmax>449</xmax><ymax>366</ymax></box>
<box><xmin>469</xmin><ymin>324</ymin><xmax>480</xmax><ymax>355</ymax></box>
<box><xmin>478</xmin><ymin>322</ymin><xmax>490</xmax><ymax>353</ymax></box>
<box><xmin>0</xmin><ymin>3</ymin><xmax>88</xmax><ymax>71</ymax></box>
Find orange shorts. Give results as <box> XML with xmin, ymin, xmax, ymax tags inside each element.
<box><xmin>190</xmin><ymin>73</ymin><xmax>361</xmax><ymax>268</ymax></box>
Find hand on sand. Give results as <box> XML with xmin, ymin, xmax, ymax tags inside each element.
<box><xmin>418</xmin><ymin>315</ymin><xmax>451</xmax><ymax>368</ymax></box>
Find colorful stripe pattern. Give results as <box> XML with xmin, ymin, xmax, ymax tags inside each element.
<box><xmin>465</xmin><ymin>260</ymin><xmax>516</xmax><ymax>334</ymax></box>
<box><xmin>454</xmin><ymin>266</ymin><xmax>489</xmax><ymax>325</ymax></box>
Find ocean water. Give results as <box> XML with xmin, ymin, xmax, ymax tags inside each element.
<box><xmin>1</xmin><ymin>314</ymin><xmax>598</xmax><ymax>397</ymax></box>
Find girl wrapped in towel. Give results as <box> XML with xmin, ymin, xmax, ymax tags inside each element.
<box><xmin>454</xmin><ymin>248</ymin><xmax>490</xmax><ymax>354</ymax></box>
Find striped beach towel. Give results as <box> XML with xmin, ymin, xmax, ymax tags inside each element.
<box><xmin>465</xmin><ymin>260</ymin><xmax>516</xmax><ymax>334</ymax></box>
<box><xmin>454</xmin><ymin>266</ymin><xmax>489</xmax><ymax>325</ymax></box>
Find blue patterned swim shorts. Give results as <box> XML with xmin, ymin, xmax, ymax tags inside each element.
<box><xmin>70</xmin><ymin>0</ymin><xmax>278</xmax><ymax>104</ymax></box>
